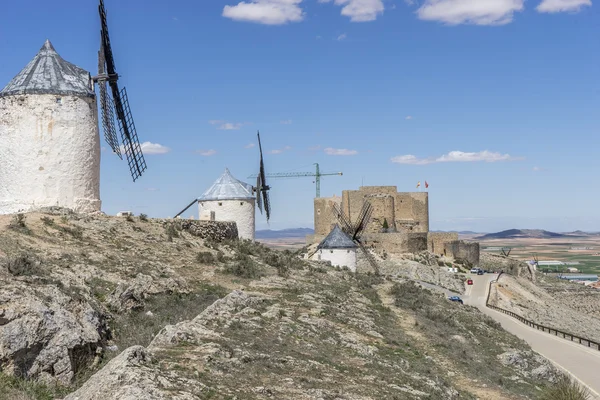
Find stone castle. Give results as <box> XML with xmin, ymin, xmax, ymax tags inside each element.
<box><xmin>310</xmin><ymin>185</ymin><xmax>479</xmax><ymax>265</ymax></box>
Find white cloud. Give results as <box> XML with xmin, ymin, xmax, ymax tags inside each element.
<box><xmin>416</xmin><ymin>0</ymin><xmax>525</xmax><ymax>25</ymax></box>
<box><xmin>337</xmin><ymin>33</ymin><xmax>347</xmax><ymax>40</ymax></box>
<box><xmin>391</xmin><ymin>150</ymin><xmax>521</xmax><ymax>164</ymax></box>
<box><xmin>405</xmin><ymin>115</ymin><xmax>413</xmax><ymax>120</ymax></box>
<box><xmin>223</xmin><ymin>0</ymin><xmax>304</xmax><ymax>25</ymax></box>
<box><xmin>536</xmin><ymin>0</ymin><xmax>591</xmax><ymax>13</ymax></box>
<box><xmin>137</xmin><ymin>142</ymin><xmax>170</xmax><ymax>155</ymax></box>
<box><xmin>319</xmin><ymin>0</ymin><xmax>385</xmax><ymax>21</ymax></box>
<box><xmin>245</xmin><ymin>143</ymin><xmax>256</xmax><ymax>149</ymax></box>
<box><xmin>196</xmin><ymin>149</ymin><xmax>217</xmax><ymax>156</ymax></box>
<box><xmin>269</xmin><ymin>145</ymin><xmax>292</xmax><ymax>154</ymax></box>
<box><xmin>281</xmin><ymin>119</ymin><xmax>293</xmax><ymax>124</ymax></box>
<box><xmin>390</xmin><ymin>154</ymin><xmax>431</xmax><ymax>165</ymax></box>
<box><xmin>208</xmin><ymin>120</ymin><xmax>245</xmax><ymax>130</ymax></box>
<box><xmin>324</xmin><ymin>147</ymin><xmax>358</xmax><ymax>156</ymax></box>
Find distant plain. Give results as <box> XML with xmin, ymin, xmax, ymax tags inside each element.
<box><xmin>462</xmin><ymin>234</ymin><xmax>600</xmax><ymax>274</ymax></box>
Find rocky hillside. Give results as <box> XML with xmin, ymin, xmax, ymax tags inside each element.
<box><xmin>488</xmin><ymin>273</ymin><xmax>600</xmax><ymax>341</ymax></box>
<box><xmin>0</xmin><ymin>210</ymin><xmax>563</xmax><ymax>399</ymax></box>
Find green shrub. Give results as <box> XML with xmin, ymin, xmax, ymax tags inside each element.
<box><xmin>41</xmin><ymin>216</ymin><xmax>55</xmax><ymax>226</ymax></box>
<box><xmin>538</xmin><ymin>376</ymin><xmax>590</xmax><ymax>400</ymax></box>
<box><xmin>390</xmin><ymin>281</ymin><xmax>434</xmax><ymax>311</ymax></box>
<box><xmin>5</xmin><ymin>253</ymin><xmax>41</xmax><ymax>276</ymax></box>
<box><xmin>58</xmin><ymin>224</ymin><xmax>84</xmax><ymax>240</ymax></box>
<box><xmin>223</xmin><ymin>254</ymin><xmax>262</xmax><ymax>279</ymax></box>
<box><xmin>125</xmin><ymin>214</ymin><xmax>134</xmax><ymax>222</ymax></box>
<box><xmin>165</xmin><ymin>223</ymin><xmax>180</xmax><ymax>241</ymax></box>
<box><xmin>139</xmin><ymin>213</ymin><xmax>148</xmax><ymax>222</ymax></box>
<box><xmin>8</xmin><ymin>213</ymin><xmax>31</xmax><ymax>234</ymax></box>
<box><xmin>196</xmin><ymin>252</ymin><xmax>216</xmax><ymax>264</ymax></box>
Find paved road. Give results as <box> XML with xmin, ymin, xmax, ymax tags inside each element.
<box><xmin>463</xmin><ymin>274</ymin><xmax>600</xmax><ymax>399</ymax></box>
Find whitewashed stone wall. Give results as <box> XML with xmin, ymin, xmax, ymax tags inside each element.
<box><xmin>315</xmin><ymin>248</ymin><xmax>357</xmax><ymax>272</ymax></box>
<box><xmin>198</xmin><ymin>199</ymin><xmax>255</xmax><ymax>240</ymax></box>
<box><xmin>0</xmin><ymin>94</ymin><xmax>101</xmax><ymax>214</ymax></box>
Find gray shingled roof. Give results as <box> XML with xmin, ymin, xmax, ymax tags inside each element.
<box><xmin>198</xmin><ymin>168</ymin><xmax>255</xmax><ymax>201</ymax></box>
<box><xmin>318</xmin><ymin>225</ymin><xmax>357</xmax><ymax>250</ymax></box>
<box><xmin>0</xmin><ymin>40</ymin><xmax>94</xmax><ymax>98</ymax></box>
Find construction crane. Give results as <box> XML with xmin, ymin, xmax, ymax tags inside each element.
<box><xmin>248</xmin><ymin>163</ymin><xmax>342</xmax><ymax>198</ymax></box>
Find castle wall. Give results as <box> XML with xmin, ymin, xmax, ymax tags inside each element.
<box><xmin>362</xmin><ymin>232</ymin><xmax>428</xmax><ymax>254</ymax></box>
<box><xmin>198</xmin><ymin>198</ymin><xmax>255</xmax><ymax>240</ymax></box>
<box><xmin>314</xmin><ymin>196</ymin><xmax>342</xmax><ymax>237</ymax></box>
<box><xmin>409</xmin><ymin>192</ymin><xmax>429</xmax><ymax>232</ymax></box>
<box><xmin>0</xmin><ymin>94</ymin><xmax>101</xmax><ymax>214</ymax></box>
<box><xmin>364</xmin><ymin>195</ymin><xmax>395</xmax><ymax>233</ymax></box>
<box><xmin>428</xmin><ymin>232</ymin><xmax>459</xmax><ymax>256</ymax></box>
<box><xmin>444</xmin><ymin>240</ymin><xmax>480</xmax><ymax>266</ymax></box>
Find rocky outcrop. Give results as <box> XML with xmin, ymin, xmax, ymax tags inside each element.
<box><xmin>479</xmin><ymin>253</ymin><xmax>533</xmax><ymax>279</ymax></box>
<box><xmin>380</xmin><ymin>254</ymin><xmax>465</xmax><ymax>294</ymax></box>
<box><xmin>107</xmin><ymin>273</ymin><xmax>186</xmax><ymax>312</ymax></box>
<box><xmin>62</xmin><ymin>346</ymin><xmax>178</xmax><ymax>400</ymax></box>
<box><xmin>0</xmin><ymin>281</ymin><xmax>108</xmax><ymax>384</ymax></box>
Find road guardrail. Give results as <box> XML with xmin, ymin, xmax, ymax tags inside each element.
<box><xmin>485</xmin><ymin>273</ymin><xmax>600</xmax><ymax>351</ymax></box>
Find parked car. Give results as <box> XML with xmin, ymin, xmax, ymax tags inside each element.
<box><xmin>467</xmin><ymin>279</ymin><xmax>473</xmax><ymax>285</ymax></box>
<box><xmin>470</xmin><ymin>268</ymin><xmax>479</xmax><ymax>273</ymax></box>
<box><xmin>448</xmin><ymin>296</ymin><xmax>463</xmax><ymax>304</ymax></box>
<box><xmin>477</xmin><ymin>270</ymin><xmax>484</xmax><ymax>275</ymax></box>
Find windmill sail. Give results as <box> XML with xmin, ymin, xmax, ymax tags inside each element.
<box><xmin>96</xmin><ymin>0</ymin><xmax>147</xmax><ymax>181</ymax></box>
<box><xmin>331</xmin><ymin>201</ymin><xmax>379</xmax><ymax>274</ymax></box>
<box><xmin>98</xmin><ymin>81</ymin><xmax>121</xmax><ymax>158</ymax></box>
<box><xmin>257</xmin><ymin>132</ymin><xmax>271</xmax><ymax>221</ymax></box>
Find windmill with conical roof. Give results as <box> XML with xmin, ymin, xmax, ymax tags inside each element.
<box><xmin>173</xmin><ymin>132</ymin><xmax>273</xmax><ymax>240</ymax></box>
<box><xmin>0</xmin><ymin>0</ymin><xmax>146</xmax><ymax>215</ymax></box>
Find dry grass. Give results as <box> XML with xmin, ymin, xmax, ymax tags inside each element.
<box><xmin>538</xmin><ymin>375</ymin><xmax>590</xmax><ymax>400</ymax></box>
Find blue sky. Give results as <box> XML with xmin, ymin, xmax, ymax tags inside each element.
<box><xmin>0</xmin><ymin>0</ymin><xmax>597</xmax><ymax>232</ymax></box>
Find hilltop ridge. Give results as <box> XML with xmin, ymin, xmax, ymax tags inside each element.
<box><xmin>0</xmin><ymin>210</ymin><xmax>565</xmax><ymax>399</ymax></box>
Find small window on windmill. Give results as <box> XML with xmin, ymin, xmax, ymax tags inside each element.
<box><xmin>330</xmin><ymin>250</ymin><xmax>333</xmax><ymax>254</ymax></box>
<box><xmin>240</xmin><ymin>202</ymin><xmax>243</xmax><ymax>206</ymax></box>
<box><xmin>56</xmin><ymin>97</ymin><xmax>62</xmax><ymax>104</ymax></box>
<box><xmin>218</xmin><ymin>202</ymin><xmax>223</xmax><ymax>206</ymax></box>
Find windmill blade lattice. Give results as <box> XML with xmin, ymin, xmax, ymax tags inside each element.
<box><xmin>98</xmin><ymin>81</ymin><xmax>121</xmax><ymax>158</ymax></box>
<box><xmin>116</xmin><ymin>87</ymin><xmax>147</xmax><ymax>181</ymax></box>
<box><xmin>257</xmin><ymin>132</ymin><xmax>271</xmax><ymax>221</ymax></box>
<box><xmin>95</xmin><ymin>0</ymin><xmax>147</xmax><ymax>181</ymax></box>
<box><xmin>352</xmin><ymin>202</ymin><xmax>373</xmax><ymax>240</ymax></box>
<box><xmin>256</xmin><ymin>176</ymin><xmax>263</xmax><ymax>214</ymax></box>
<box><xmin>357</xmin><ymin>240</ymin><xmax>380</xmax><ymax>275</ymax></box>
<box><xmin>332</xmin><ymin>202</ymin><xmax>353</xmax><ymax>236</ymax></box>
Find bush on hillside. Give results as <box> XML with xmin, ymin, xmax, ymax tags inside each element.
<box><xmin>538</xmin><ymin>375</ymin><xmax>590</xmax><ymax>400</ymax></box>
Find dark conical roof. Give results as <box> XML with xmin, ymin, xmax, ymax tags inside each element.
<box><xmin>0</xmin><ymin>40</ymin><xmax>94</xmax><ymax>98</ymax></box>
<box><xmin>318</xmin><ymin>225</ymin><xmax>357</xmax><ymax>250</ymax></box>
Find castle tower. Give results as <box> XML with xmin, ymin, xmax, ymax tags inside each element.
<box><xmin>198</xmin><ymin>168</ymin><xmax>256</xmax><ymax>240</ymax></box>
<box><xmin>0</xmin><ymin>40</ymin><xmax>101</xmax><ymax>214</ymax></box>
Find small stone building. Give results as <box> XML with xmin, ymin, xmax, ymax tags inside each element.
<box><xmin>0</xmin><ymin>40</ymin><xmax>101</xmax><ymax>214</ymax></box>
<box><xmin>313</xmin><ymin>225</ymin><xmax>358</xmax><ymax>271</ymax></box>
<box><xmin>198</xmin><ymin>168</ymin><xmax>256</xmax><ymax>240</ymax></box>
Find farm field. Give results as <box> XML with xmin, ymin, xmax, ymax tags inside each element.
<box><xmin>256</xmin><ymin>237</ymin><xmax>307</xmax><ymax>250</ymax></box>
<box><xmin>462</xmin><ymin>234</ymin><xmax>600</xmax><ymax>274</ymax></box>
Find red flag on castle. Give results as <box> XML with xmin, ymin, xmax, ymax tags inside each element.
<box><xmin>425</xmin><ymin>181</ymin><xmax>429</xmax><ymax>189</ymax></box>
